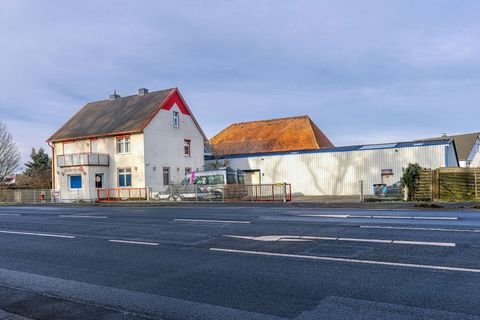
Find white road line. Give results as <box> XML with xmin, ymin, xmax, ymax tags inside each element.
<box><xmin>301</xmin><ymin>214</ymin><xmax>353</xmax><ymax>218</ymax></box>
<box><xmin>360</xmin><ymin>225</ymin><xmax>480</xmax><ymax>233</ymax></box>
<box><xmin>392</xmin><ymin>240</ymin><xmax>456</xmax><ymax>247</ymax></box>
<box><xmin>301</xmin><ymin>236</ymin><xmax>337</xmax><ymax>241</ymax></box>
<box><xmin>224</xmin><ymin>235</ymin><xmax>255</xmax><ymax>240</ymax></box>
<box><xmin>300</xmin><ymin>214</ymin><xmax>458</xmax><ymax>220</ymax></box>
<box><xmin>0</xmin><ymin>230</ymin><xmax>75</xmax><ymax>239</ymax></box>
<box><xmin>302</xmin><ymin>214</ymin><xmax>350</xmax><ymax>218</ymax></box>
<box><xmin>223</xmin><ymin>235</ymin><xmax>455</xmax><ymax>247</ymax></box>
<box><xmin>174</xmin><ymin>219</ymin><xmax>251</xmax><ymax>224</ymax></box>
<box><xmin>209</xmin><ymin>248</ymin><xmax>480</xmax><ymax>273</ymax></box>
<box><xmin>58</xmin><ymin>215</ymin><xmax>108</xmax><ymax>219</ymax></box>
<box><xmin>109</xmin><ymin>239</ymin><xmax>159</xmax><ymax>246</ymax></box>
<box><xmin>412</xmin><ymin>217</ymin><xmax>458</xmax><ymax>220</ymax></box>
<box><xmin>0</xmin><ymin>214</ymin><xmax>21</xmax><ymax>216</ymax></box>
<box><xmin>337</xmin><ymin>237</ymin><xmax>392</xmax><ymax>244</ymax></box>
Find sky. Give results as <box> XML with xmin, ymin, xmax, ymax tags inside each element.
<box><xmin>1</xmin><ymin>1</ymin><xmax>480</xmax><ymax>167</ymax></box>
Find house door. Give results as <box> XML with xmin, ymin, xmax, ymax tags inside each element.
<box><xmin>244</xmin><ymin>170</ymin><xmax>261</xmax><ymax>185</ymax></box>
<box><xmin>95</xmin><ymin>173</ymin><xmax>105</xmax><ymax>188</ymax></box>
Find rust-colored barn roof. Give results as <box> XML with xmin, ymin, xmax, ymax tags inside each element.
<box><xmin>210</xmin><ymin>116</ymin><xmax>334</xmax><ymax>156</ymax></box>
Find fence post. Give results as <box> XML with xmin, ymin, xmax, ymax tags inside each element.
<box><xmin>195</xmin><ymin>186</ymin><xmax>198</xmax><ymax>202</ymax></box>
<box><xmin>222</xmin><ymin>185</ymin><xmax>225</xmax><ymax>202</ymax></box>
<box><xmin>33</xmin><ymin>189</ymin><xmax>36</xmax><ymax>204</ymax></box>
<box><xmin>475</xmin><ymin>171</ymin><xmax>478</xmax><ymax>200</ymax></box>
<box><xmin>359</xmin><ymin>180</ymin><xmax>364</xmax><ymax>203</ymax></box>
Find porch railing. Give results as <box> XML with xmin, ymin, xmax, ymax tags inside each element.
<box><xmin>57</xmin><ymin>153</ymin><xmax>109</xmax><ymax>167</ymax></box>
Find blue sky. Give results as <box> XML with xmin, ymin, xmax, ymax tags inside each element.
<box><xmin>1</xmin><ymin>1</ymin><xmax>479</xmax><ymax>166</ymax></box>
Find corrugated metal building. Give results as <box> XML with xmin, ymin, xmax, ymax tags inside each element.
<box><xmin>207</xmin><ymin>139</ymin><xmax>458</xmax><ymax>196</ymax></box>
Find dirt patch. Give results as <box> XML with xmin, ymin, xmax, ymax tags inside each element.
<box><xmin>413</xmin><ymin>203</ymin><xmax>444</xmax><ymax>209</ymax></box>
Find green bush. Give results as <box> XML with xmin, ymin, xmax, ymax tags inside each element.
<box><xmin>400</xmin><ymin>163</ymin><xmax>422</xmax><ymax>201</ymax></box>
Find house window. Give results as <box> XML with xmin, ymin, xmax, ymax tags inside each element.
<box><xmin>173</xmin><ymin>111</ymin><xmax>179</xmax><ymax>128</ymax></box>
<box><xmin>118</xmin><ymin>168</ymin><xmax>132</xmax><ymax>187</ymax></box>
<box><xmin>117</xmin><ymin>137</ymin><xmax>130</xmax><ymax>154</ymax></box>
<box><xmin>185</xmin><ymin>167</ymin><xmax>192</xmax><ymax>176</ymax></box>
<box><xmin>184</xmin><ymin>139</ymin><xmax>191</xmax><ymax>156</ymax></box>
<box><xmin>163</xmin><ymin>167</ymin><xmax>170</xmax><ymax>186</ymax></box>
<box><xmin>69</xmin><ymin>175</ymin><xmax>82</xmax><ymax>189</ymax></box>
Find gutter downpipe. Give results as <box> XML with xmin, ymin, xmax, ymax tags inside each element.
<box><xmin>47</xmin><ymin>141</ymin><xmax>55</xmax><ymax>190</ymax></box>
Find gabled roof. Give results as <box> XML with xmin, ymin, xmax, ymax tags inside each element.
<box><xmin>418</xmin><ymin>132</ymin><xmax>479</xmax><ymax>161</ymax></box>
<box><xmin>210</xmin><ymin>115</ymin><xmax>334</xmax><ymax>156</ymax></box>
<box><xmin>48</xmin><ymin>88</ymin><xmax>207</xmax><ymax>142</ymax></box>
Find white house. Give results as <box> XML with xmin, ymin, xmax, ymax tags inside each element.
<box><xmin>208</xmin><ymin>116</ymin><xmax>459</xmax><ymax>196</ymax></box>
<box><xmin>431</xmin><ymin>133</ymin><xmax>480</xmax><ymax>168</ymax></box>
<box><xmin>47</xmin><ymin>88</ymin><xmax>207</xmax><ymax>201</ymax></box>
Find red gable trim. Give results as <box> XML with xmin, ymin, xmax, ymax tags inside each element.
<box><xmin>140</xmin><ymin>88</ymin><xmax>208</xmax><ymax>141</ymax></box>
<box><xmin>161</xmin><ymin>92</ymin><xmax>191</xmax><ymax>115</ymax></box>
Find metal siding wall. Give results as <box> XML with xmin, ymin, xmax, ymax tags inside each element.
<box><xmin>225</xmin><ymin>145</ymin><xmax>449</xmax><ymax>196</ymax></box>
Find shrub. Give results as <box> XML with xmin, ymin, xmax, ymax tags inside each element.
<box><xmin>400</xmin><ymin>163</ymin><xmax>422</xmax><ymax>201</ymax></box>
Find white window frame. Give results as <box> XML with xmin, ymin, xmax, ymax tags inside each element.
<box><xmin>68</xmin><ymin>174</ymin><xmax>83</xmax><ymax>190</ymax></box>
<box><xmin>117</xmin><ymin>137</ymin><xmax>131</xmax><ymax>154</ymax></box>
<box><xmin>173</xmin><ymin>111</ymin><xmax>179</xmax><ymax>128</ymax></box>
<box><xmin>118</xmin><ymin>168</ymin><xmax>132</xmax><ymax>187</ymax></box>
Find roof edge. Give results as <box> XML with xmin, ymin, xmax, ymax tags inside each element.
<box><xmin>47</xmin><ymin>129</ymin><xmax>142</xmax><ymax>143</ymax></box>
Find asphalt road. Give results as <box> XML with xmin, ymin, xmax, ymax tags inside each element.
<box><xmin>0</xmin><ymin>205</ymin><xmax>480</xmax><ymax>319</ymax></box>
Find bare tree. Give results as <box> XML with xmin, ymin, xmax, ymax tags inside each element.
<box><xmin>0</xmin><ymin>122</ymin><xmax>20</xmax><ymax>182</ymax></box>
<box><xmin>205</xmin><ymin>145</ymin><xmax>230</xmax><ymax>170</ymax></box>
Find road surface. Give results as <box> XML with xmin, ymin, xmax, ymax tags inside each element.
<box><xmin>0</xmin><ymin>205</ymin><xmax>479</xmax><ymax>319</ymax></box>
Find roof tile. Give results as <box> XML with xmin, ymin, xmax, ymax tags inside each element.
<box><xmin>210</xmin><ymin>116</ymin><xmax>334</xmax><ymax>156</ymax></box>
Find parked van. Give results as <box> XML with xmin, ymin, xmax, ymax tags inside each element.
<box><xmin>181</xmin><ymin>167</ymin><xmax>247</xmax><ymax>200</ymax></box>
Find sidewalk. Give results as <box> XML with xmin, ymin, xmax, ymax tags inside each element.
<box><xmin>0</xmin><ymin>310</ymin><xmax>31</xmax><ymax>320</ymax></box>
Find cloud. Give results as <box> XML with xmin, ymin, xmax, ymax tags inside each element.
<box><xmin>0</xmin><ymin>0</ymin><xmax>479</xmax><ymax>164</ymax></box>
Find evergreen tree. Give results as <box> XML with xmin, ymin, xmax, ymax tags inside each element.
<box><xmin>22</xmin><ymin>148</ymin><xmax>52</xmax><ymax>188</ymax></box>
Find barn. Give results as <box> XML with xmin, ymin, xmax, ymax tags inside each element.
<box><xmin>208</xmin><ymin>116</ymin><xmax>459</xmax><ymax>196</ymax></box>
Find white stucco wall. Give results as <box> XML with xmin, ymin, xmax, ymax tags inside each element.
<box><xmin>143</xmin><ymin>103</ymin><xmax>205</xmax><ymax>191</ymax></box>
<box><xmin>53</xmin><ymin>134</ymin><xmax>145</xmax><ymax>201</ymax></box>
<box><xmin>211</xmin><ymin>143</ymin><xmax>456</xmax><ymax>196</ymax></box>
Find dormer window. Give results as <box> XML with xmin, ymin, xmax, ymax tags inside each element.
<box><xmin>173</xmin><ymin>111</ymin><xmax>179</xmax><ymax>128</ymax></box>
<box><xmin>117</xmin><ymin>137</ymin><xmax>130</xmax><ymax>154</ymax></box>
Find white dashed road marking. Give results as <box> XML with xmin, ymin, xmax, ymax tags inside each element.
<box><xmin>174</xmin><ymin>219</ymin><xmax>251</xmax><ymax>224</ymax></box>
<box><xmin>300</xmin><ymin>214</ymin><xmax>458</xmax><ymax>221</ymax></box>
<box><xmin>224</xmin><ymin>235</ymin><xmax>456</xmax><ymax>247</ymax></box>
<box><xmin>360</xmin><ymin>225</ymin><xmax>480</xmax><ymax>233</ymax></box>
<box><xmin>210</xmin><ymin>248</ymin><xmax>480</xmax><ymax>273</ymax></box>
<box><xmin>0</xmin><ymin>213</ymin><xmax>21</xmax><ymax>216</ymax></box>
<box><xmin>0</xmin><ymin>230</ymin><xmax>75</xmax><ymax>239</ymax></box>
<box><xmin>58</xmin><ymin>215</ymin><xmax>108</xmax><ymax>219</ymax></box>
<box><xmin>109</xmin><ymin>240</ymin><xmax>159</xmax><ymax>246</ymax></box>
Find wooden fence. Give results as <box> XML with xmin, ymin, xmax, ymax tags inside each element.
<box><xmin>415</xmin><ymin>168</ymin><xmax>480</xmax><ymax>201</ymax></box>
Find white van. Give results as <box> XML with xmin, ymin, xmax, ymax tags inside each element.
<box><xmin>180</xmin><ymin>167</ymin><xmax>247</xmax><ymax>200</ymax></box>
